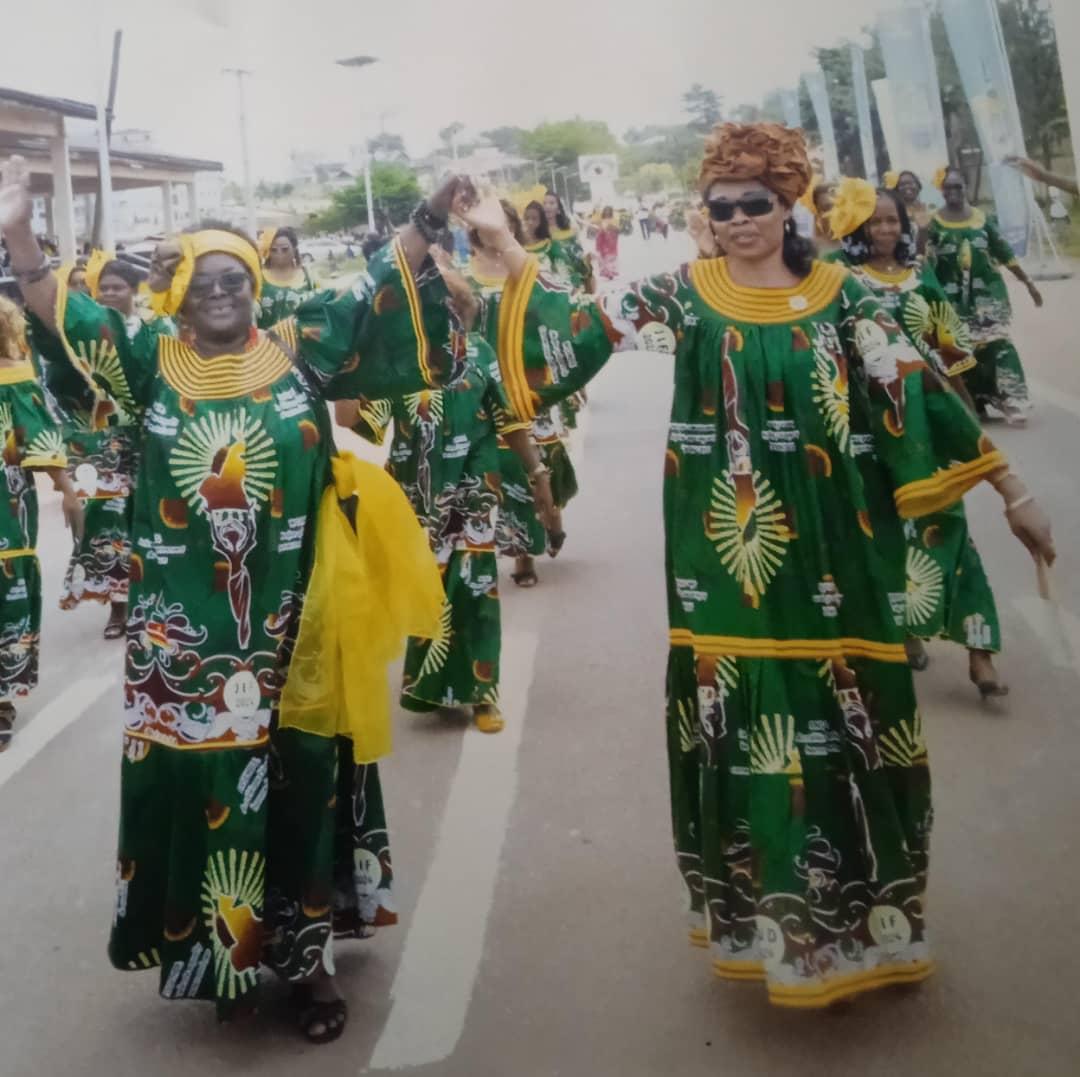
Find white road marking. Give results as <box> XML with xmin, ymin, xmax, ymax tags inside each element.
<box><xmin>368</xmin><ymin>630</ymin><xmax>539</xmax><ymax>1072</ymax></box>
<box><xmin>1029</xmin><ymin>379</ymin><xmax>1080</xmax><ymax>420</ymax></box>
<box><xmin>1013</xmin><ymin>595</ymin><xmax>1080</xmax><ymax>673</ymax></box>
<box><xmin>0</xmin><ymin>674</ymin><xmax>119</xmax><ymax>791</ymax></box>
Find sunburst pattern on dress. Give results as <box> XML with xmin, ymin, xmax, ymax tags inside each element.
<box><xmin>905</xmin><ymin>547</ymin><xmax>944</xmax><ymax>628</ymax></box>
<box><xmin>750</xmin><ymin>712</ymin><xmax>802</xmax><ymax>775</ymax></box>
<box><xmin>879</xmin><ymin>711</ymin><xmax>928</xmax><ymax>767</ymax></box>
<box><xmin>200</xmin><ymin>849</ymin><xmax>265</xmax><ymax>1001</ymax></box>
<box><xmin>74</xmin><ymin>337</ymin><xmax>138</xmax><ymax>422</ymax></box>
<box><xmin>903</xmin><ymin>294</ymin><xmax>972</xmax><ymax>356</ymax></box>
<box><xmin>706</xmin><ymin>471</ymin><xmax>790</xmax><ymax>606</ymax></box>
<box><xmin>404</xmin><ymin>390</ymin><xmax>444</xmax><ymax>427</ymax></box>
<box><xmin>811</xmin><ymin>339</ymin><xmax>851</xmax><ymax>454</ymax></box>
<box><xmin>25</xmin><ymin>427</ymin><xmax>65</xmax><ymax>460</ymax></box>
<box><xmin>416</xmin><ymin>598</ymin><xmax>453</xmax><ymax>680</ymax></box>
<box><xmin>170</xmin><ymin>409</ymin><xmax>276</xmax><ymax>509</ymax></box>
<box><xmin>677</xmin><ymin>696</ymin><xmax>697</xmax><ymax>753</ymax></box>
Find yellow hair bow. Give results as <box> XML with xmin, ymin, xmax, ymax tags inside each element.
<box><xmin>932</xmin><ymin>166</ymin><xmax>949</xmax><ymax>192</ymax></box>
<box><xmin>257</xmin><ymin>228</ymin><xmax>276</xmax><ymax>264</ymax></box>
<box><xmin>829</xmin><ymin>176</ymin><xmax>878</xmax><ymax>240</ymax></box>
<box><xmin>883</xmin><ymin>171</ymin><xmax>899</xmax><ymax>190</ymax></box>
<box><xmin>84</xmin><ymin>248</ymin><xmax>114</xmax><ymax>299</ymax></box>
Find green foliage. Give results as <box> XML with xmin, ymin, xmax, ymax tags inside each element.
<box><xmin>619</xmin><ymin>125</ymin><xmax>705</xmax><ymax>177</ymax></box>
<box><xmin>254</xmin><ymin>180</ymin><xmax>295</xmax><ymax>200</ymax></box>
<box><xmin>481</xmin><ymin>126</ymin><xmax>527</xmax><ymax>154</ymax></box>
<box><xmin>682</xmin><ymin>83</ymin><xmax>723</xmax><ymax>132</ymax></box>
<box><xmin>519</xmin><ymin>119</ymin><xmax>618</xmax><ymax>199</ymax></box>
<box><xmin>312</xmin><ymin>161</ymin><xmax>421</xmax><ymax>232</ymax></box>
<box><xmin>368</xmin><ymin>132</ymin><xmax>408</xmax><ymax>162</ymax></box>
<box><xmin>620</xmin><ymin>162</ymin><xmax>678</xmax><ymax>197</ymax></box>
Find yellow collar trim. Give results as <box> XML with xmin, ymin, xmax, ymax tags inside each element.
<box><xmin>0</xmin><ymin>361</ymin><xmax>37</xmax><ymax>385</ymax></box>
<box><xmin>158</xmin><ymin>333</ymin><xmax>293</xmax><ymax>400</ymax></box>
<box><xmin>524</xmin><ymin>239</ymin><xmax>551</xmax><ymax>255</ymax></box>
<box><xmin>467</xmin><ymin>260</ymin><xmax>508</xmax><ymax>289</ymax></box>
<box><xmin>932</xmin><ymin>208</ymin><xmax>986</xmax><ymax>230</ymax></box>
<box><xmin>690</xmin><ymin>258</ymin><xmax>847</xmax><ymax>324</ymax></box>
<box><xmin>859</xmin><ymin>264</ymin><xmax>917</xmax><ymax>285</ymax></box>
<box><xmin>262</xmin><ymin>268</ymin><xmax>307</xmax><ymax>289</ymax></box>
<box><xmin>550</xmin><ymin>226</ymin><xmax>576</xmax><ymax>242</ymax></box>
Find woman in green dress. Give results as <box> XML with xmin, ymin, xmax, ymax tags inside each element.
<box><xmin>1</xmin><ymin>156</ymin><xmax>472</xmax><ymax>1040</ymax></box>
<box><xmin>0</xmin><ymin>295</ymin><xmax>82</xmax><ymax>750</ymax></box>
<box><xmin>467</xmin><ymin>123</ymin><xmax>1055</xmax><ymax>1008</ymax></box>
<box><xmin>339</xmin><ymin>248</ymin><xmax>555</xmax><ymax>733</ymax></box>
<box><xmin>56</xmin><ymin>259</ymin><xmax>173</xmax><ymax>639</ymax></box>
<box><xmin>830</xmin><ymin>178</ymin><xmax>1007</xmax><ymax>697</ymax></box>
<box><xmin>926</xmin><ymin>168</ymin><xmax>1043</xmax><ymax>423</ymax></box>
<box><xmin>256</xmin><ymin>226</ymin><xmax>321</xmax><ymax>329</ymax></box>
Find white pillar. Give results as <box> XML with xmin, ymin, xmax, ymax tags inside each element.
<box><xmin>161</xmin><ymin>181</ymin><xmax>175</xmax><ymax>233</ymax></box>
<box><xmin>49</xmin><ymin>119</ymin><xmax>77</xmax><ymax>261</ymax></box>
<box><xmin>187</xmin><ymin>180</ymin><xmax>199</xmax><ymax>227</ymax></box>
<box><xmin>1051</xmin><ymin>0</ymin><xmax>1080</xmax><ymax>175</ymax></box>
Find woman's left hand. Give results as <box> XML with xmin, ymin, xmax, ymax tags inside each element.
<box><xmin>1027</xmin><ymin>281</ymin><xmax>1044</xmax><ymax>308</ymax></box>
<box><xmin>1007</xmin><ymin>498</ymin><xmax>1055</xmax><ymax>566</ymax></box>
<box><xmin>427</xmin><ymin>175</ymin><xmax>477</xmax><ymax>222</ymax></box>
<box><xmin>531</xmin><ymin>473</ymin><xmax>557</xmax><ymax>532</ymax></box>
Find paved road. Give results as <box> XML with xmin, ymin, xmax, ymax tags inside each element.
<box><xmin>2</xmin><ymin>232</ymin><xmax>1079</xmax><ymax>1075</ymax></box>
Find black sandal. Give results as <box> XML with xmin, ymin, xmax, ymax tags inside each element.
<box><xmin>546</xmin><ymin>530</ymin><xmax>567</xmax><ymax>558</ymax></box>
<box><xmin>103</xmin><ymin>621</ymin><xmax>125</xmax><ymax>640</ymax></box>
<box><xmin>291</xmin><ymin>984</ymin><xmax>348</xmax><ymax>1045</ymax></box>
<box><xmin>0</xmin><ymin>701</ymin><xmax>14</xmax><ymax>752</ymax></box>
<box><xmin>511</xmin><ymin>569</ymin><xmax>538</xmax><ymax>588</ymax></box>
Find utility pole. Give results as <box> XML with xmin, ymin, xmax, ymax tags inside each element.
<box><xmin>336</xmin><ymin>56</ymin><xmax>379</xmax><ymax>235</ymax></box>
<box><xmin>222</xmin><ymin>67</ymin><xmax>257</xmax><ymax>238</ymax></box>
<box><xmin>92</xmin><ymin>29</ymin><xmax>122</xmax><ymax>251</ymax></box>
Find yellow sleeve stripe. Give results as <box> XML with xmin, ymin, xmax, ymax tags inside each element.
<box><xmin>668</xmin><ymin>629</ymin><xmax>907</xmax><ymax>664</ymax></box>
<box><xmin>497</xmin><ymin>255</ymin><xmax>540</xmax><ymax>421</ymax></box>
<box><xmin>894</xmin><ymin>450</ymin><xmax>1007</xmax><ymax>518</ymax></box>
<box><xmin>392</xmin><ymin>237</ymin><xmax>432</xmax><ymax>386</ymax></box>
<box><xmin>51</xmin><ymin>273</ymin><xmax>110</xmax><ymax>420</ymax></box>
<box><xmin>0</xmin><ymin>361</ymin><xmax>37</xmax><ymax>385</ymax></box>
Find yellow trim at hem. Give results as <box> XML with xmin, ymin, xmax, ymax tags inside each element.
<box><xmin>0</xmin><ymin>548</ymin><xmax>34</xmax><ymax>561</ymax></box>
<box><xmin>497</xmin><ymin>255</ymin><xmax>540</xmax><ymax>421</ymax></box>
<box><xmin>0</xmin><ymin>361</ymin><xmax>36</xmax><ymax>385</ymax></box>
<box><xmin>668</xmin><ymin>629</ymin><xmax>907</xmax><ymax>663</ymax></box>
<box><xmin>690</xmin><ymin>258</ymin><xmax>848</xmax><ymax>324</ymax></box>
<box><xmin>392</xmin><ymin>236</ymin><xmax>432</xmax><ymax>386</ymax></box>
<box><xmin>23</xmin><ymin>456</ymin><xmax>66</xmax><ymax>470</ymax></box>
<box><xmin>125</xmin><ymin>729</ymin><xmax>270</xmax><ymax>752</ymax></box>
<box><xmin>767</xmin><ymin>960</ymin><xmax>935</xmax><ymax>1009</ymax></box>
<box><xmin>894</xmin><ymin>451</ymin><xmax>1007</xmax><ymax>518</ymax></box>
<box><xmin>689</xmin><ymin>927</ymin><xmax>709</xmax><ymax>949</ymax></box>
<box><xmin>712</xmin><ymin>959</ymin><xmax>767</xmax><ymax>981</ymax></box>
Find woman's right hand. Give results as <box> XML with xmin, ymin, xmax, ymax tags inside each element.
<box><xmin>462</xmin><ymin>193</ymin><xmax>513</xmax><ymax>250</ymax></box>
<box><xmin>0</xmin><ymin>157</ymin><xmax>34</xmax><ymax>236</ymax></box>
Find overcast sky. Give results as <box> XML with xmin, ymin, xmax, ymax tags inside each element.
<box><xmin>6</xmin><ymin>0</ymin><xmax>912</xmax><ymax>179</ymax></box>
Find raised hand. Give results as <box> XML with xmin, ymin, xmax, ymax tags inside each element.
<box><xmin>461</xmin><ymin>193</ymin><xmax>513</xmax><ymax>249</ymax></box>
<box><xmin>0</xmin><ymin>157</ymin><xmax>33</xmax><ymax>236</ymax></box>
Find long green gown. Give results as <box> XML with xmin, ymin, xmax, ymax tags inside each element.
<box><xmin>926</xmin><ymin>209</ymin><xmax>1028</xmax><ymax>414</ymax></box>
<box><xmin>496</xmin><ymin>253</ymin><xmax>1006</xmax><ymax>1007</ymax></box>
<box><xmin>842</xmin><ymin>261</ymin><xmax>1000</xmax><ymax>653</ymax></box>
<box><xmin>34</xmin><ymin>240</ymin><xmax>460</xmax><ymax>1015</ymax></box>
<box><xmin>0</xmin><ymin>362</ymin><xmax>67</xmax><ymax>700</ymax></box>
<box><xmin>352</xmin><ymin>335</ymin><xmax>528</xmax><ymax>710</ymax></box>
<box><xmin>52</xmin><ymin>313</ymin><xmax>175</xmax><ymax>611</ymax></box>
<box><xmin>466</xmin><ymin>263</ymin><xmax>547</xmax><ymax>559</ymax></box>
<box><xmin>256</xmin><ymin>266</ymin><xmax>323</xmax><ymax>330</ymax></box>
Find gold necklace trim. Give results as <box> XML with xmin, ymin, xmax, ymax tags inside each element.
<box><xmin>158</xmin><ymin>333</ymin><xmax>293</xmax><ymax>400</ymax></box>
<box><xmin>932</xmin><ymin>208</ymin><xmax>986</xmax><ymax>230</ymax></box>
<box><xmin>690</xmin><ymin>258</ymin><xmax>847</xmax><ymax>323</ymax></box>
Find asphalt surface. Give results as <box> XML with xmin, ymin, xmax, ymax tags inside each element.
<box><xmin>1</xmin><ymin>232</ymin><xmax>1079</xmax><ymax>1076</ymax></box>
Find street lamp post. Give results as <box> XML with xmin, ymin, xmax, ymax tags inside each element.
<box><xmin>222</xmin><ymin>67</ymin><xmax>257</xmax><ymax>238</ymax></box>
<box><xmin>336</xmin><ymin>56</ymin><xmax>378</xmax><ymax>235</ymax></box>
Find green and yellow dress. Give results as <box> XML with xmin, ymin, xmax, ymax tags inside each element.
<box><xmin>548</xmin><ymin>227</ymin><xmax>592</xmax><ymax>430</ymax></box>
<box><xmin>353</xmin><ymin>336</ymin><xmax>529</xmax><ymax>710</ymax></box>
<box><xmin>466</xmin><ymin>262</ymin><xmax>547</xmax><ymax>560</ymax></box>
<box><xmin>52</xmin><ymin>313</ymin><xmax>175</xmax><ymax>610</ymax></box>
<box><xmin>843</xmin><ymin>260</ymin><xmax>1000</xmax><ymax>653</ymax></box>
<box><xmin>32</xmin><ymin>241</ymin><xmax>461</xmax><ymax>1016</ymax></box>
<box><xmin>495</xmin><ymin>254</ymin><xmax>1006</xmax><ymax>1007</ymax></box>
<box><xmin>257</xmin><ymin>265</ymin><xmax>322</xmax><ymax>329</ymax></box>
<box><xmin>926</xmin><ymin>209</ymin><xmax>1028</xmax><ymax>414</ymax></box>
<box><xmin>0</xmin><ymin>362</ymin><xmax>67</xmax><ymax>700</ymax></box>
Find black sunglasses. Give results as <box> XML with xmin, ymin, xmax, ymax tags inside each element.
<box><xmin>188</xmin><ymin>269</ymin><xmax>251</xmax><ymax>299</ymax></box>
<box><xmin>707</xmin><ymin>195</ymin><xmax>777</xmax><ymax>223</ymax></box>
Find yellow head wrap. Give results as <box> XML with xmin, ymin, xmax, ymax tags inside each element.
<box><xmin>829</xmin><ymin>176</ymin><xmax>879</xmax><ymax>240</ymax></box>
<box><xmin>84</xmin><ymin>248</ymin><xmax>114</xmax><ymax>299</ymax></box>
<box><xmin>150</xmin><ymin>229</ymin><xmax>262</xmax><ymax>317</ymax></box>
<box><xmin>932</xmin><ymin>166</ymin><xmax>949</xmax><ymax>192</ymax></box>
<box><xmin>883</xmin><ymin>171</ymin><xmax>899</xmax><ymax>190</ymax></box>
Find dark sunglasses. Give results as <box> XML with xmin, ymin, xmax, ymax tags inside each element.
<box><xmin>707</xmin><ymin>195</ymin><xmax>777</xmax><ymax>223</ymax></box>
<box><xmin>188</xmin><ymin>269</ymin><xmax>251</xmax><ymax>299</ymax></box>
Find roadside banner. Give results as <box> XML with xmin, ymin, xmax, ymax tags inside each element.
<box><xmin>851</xmin><ymin>45</ymin><xmax>879</xmax><ymax>186</ymax></box>
<box><xmin>803</xmin><ymin>68</ymin><xmax>841</xmax><ymax>179</ymax></box>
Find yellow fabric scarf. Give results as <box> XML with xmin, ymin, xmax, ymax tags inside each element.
<box><xmin>278</xmin><ymin>452</ymin><xmax>445</xmax><ymax>763</ymax></box>
<box><xmin>150</xmin><ymin>229</ymin><xmax>263</xmax><ymax>317</ymax></box>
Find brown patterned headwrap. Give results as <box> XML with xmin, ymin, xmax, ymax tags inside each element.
<box><xmin>698</xmin><ymin>122</ymin><xmax>813</xmax><ymax>206</ymax></box>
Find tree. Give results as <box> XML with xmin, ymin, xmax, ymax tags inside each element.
<box><xmin>682</xmin><ymin>83</ymin><xmax>723</xmax><ymax>132</ymax></box>
<box><xmin>998</xmin><ymin>0</ymin><xmax>1068</xmax><ymax>166</ymax></box>
<box><xmin>481</xmin><ymin>126</ymin><xmax>526</xmax><ymax>154</ymax></box>
<box><xmin>519</xmin><ymin>119</ymin><xmax>619</xmax><ymax>199</ymax></box>
<box><xmin>368</xmin><ymin>132</ymin><xmax>408</xmax><ymax>163</ymax></box>
<box><xmin>314</xmin><ymin>161</ymin><xmax>421</xmax><ymax>232</ymax></box>
<box><xmin>618</xmin><ymin>125</ymin><xmax>706</xmax><ymax>180</ymax></box>
<box><xmin>439</xmin><ymin>121</ymin><xmax>465</xmax><ymax>156</ymax></box>
<box><xmin>625</xmin><ymin>162</ymin><xmax>677</xmax><ymax>196</ymax></box>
